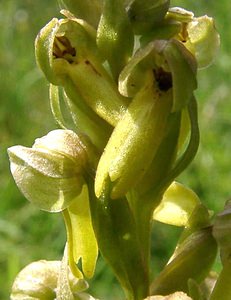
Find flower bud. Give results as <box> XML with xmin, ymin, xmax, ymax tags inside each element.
<box><xmin>151</xmin><ymin>228</ymin><xmax>217</xmax><ymax>296</ymax></box>
<box><xmin>10</xmin><ymin>260</ymin><xmax>88</xmax><ymax>300</ymax></box>
<box><xmin>127</xmin><ymin>0</ymin><xmax>170</xmax><ymax>34</ymax></box>
<box><xmin>8</xmin><ymin>130</ymin><xmax>87</xmax><ymax>212</ymax></box>
<box><xmin>58</xmin><ymin>0</ymin><xmax>102</xmax><ymax>28</ymax></box>
<box><xmin>97</xmin><ymin>0</ymin><xmax>134</xmax><ymax>79</ymax></box>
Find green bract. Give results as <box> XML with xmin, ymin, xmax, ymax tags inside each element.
<box><xmin>151</xmin><ymin>228</ymin><xmax>217</xmax><ymax>296</ymax></box>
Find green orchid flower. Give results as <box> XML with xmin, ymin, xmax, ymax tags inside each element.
<box><xmin>8</xmin><ymin>129</ymin><xmax>98</xmax><ymax>280</ymax></box>
<box><xmin>10</xmin><ymin>257</ymin><xmax>96</xmax><ymax>300</ymax></box>
<box><xmin>35</xmin><ymin>14</ymin><xmax>128</xmax><ymax>128</ymax></box>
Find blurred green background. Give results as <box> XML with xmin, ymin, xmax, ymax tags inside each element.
<box><xmin>1</xmin><ymin>0</ymin><xmax>231</xmax><ymax>299</ymax></box>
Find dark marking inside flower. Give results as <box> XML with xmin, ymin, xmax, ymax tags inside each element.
<box><xmin>153</xmin><ymin>68</ymin><xmax>172</xmax><ymax>91</ymax></box>
<box><xmin>53</xmin><ymin>36</ymin><xmax>76</xmax><ymax>63</ymax></box>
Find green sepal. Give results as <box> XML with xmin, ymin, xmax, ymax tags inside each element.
<box><xmin>95</xmin><ymin>84</ymin><xmax>172</xmax><ymax>199</ymax></box>
<box><xmin>186</xmin><ymin>16</ymin><xmax>220</xmax><ymax>69</ymax></box>
<box><xmin>63</xmin><ymin>185</ymin><xmax>98</xmax><ymax>279</ymax></box>
<box><xmin>88</xmin><ymin>179</ymin><xmax>149</xmax><ymax>300</ymax></box>
<box><xmin>163</xmin><ymin>39</ymin><xmax>197</xmax><ymax>112</ymax></box>
<box><xmin>118</xmin><ymin>42</ymin><xmax>158</xmax><ymax>97</ymax></box>
<box><xmin>127</xmin><ymin>0</ymin><xmax>170</xmax><ymax>34</ymax></box>
<box><xmin>140</xmin><ymin>20</ymin><xmax>182</xmax><ymax>47</ymax></box>
<box><xmin>58</xmin><ymin>0</ymin><xmax>102</xmax><ymax>28</ymax></box>
<box><xmin>151</xmin><ymin>227</ymin><xmax>217</xmax><ymax>296</ymax></box>
<box><xmin>97</xmin><ymin>0</ymin><xmax>134</xmax><ymax>79</ymax></box>
<box><xmin>35</xmin><ymin>18</ymin><xmax>61</xmax><ymax>85</ymax></box>
<box><xmin>166</xmin><ymin>7</ymin><xmax>194</xmax><ymax>23</ymax></box>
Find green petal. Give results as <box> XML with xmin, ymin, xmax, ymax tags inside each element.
<box><xmin>163</xmin><ymin>39</ymin><xmax>197</xmax><ymax>112</ymax></box>
<box><xmin>118</xmin><ymin>42</ymin><xmax>157</xmax><ymax>97</ymax></box>
<box><xmin>33</xmin><ymin>129</ymin><xmax>87</xmax><ymax>164</ymax></box>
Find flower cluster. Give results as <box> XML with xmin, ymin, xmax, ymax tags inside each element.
<box><xmin>8</xmin><ymin>1</ymin><xmax>220</xmax><ymax>299</ymax></box>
